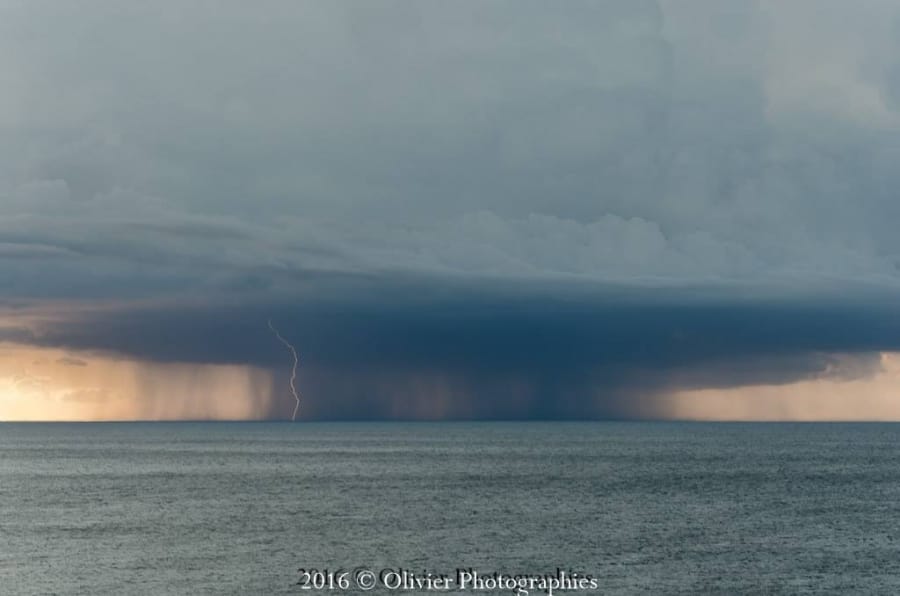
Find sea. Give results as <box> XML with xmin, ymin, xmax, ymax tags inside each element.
<box><xmin>2</xmin><ymin>421</ymin><xmax>900</xmax><ymax>595</ymax></box>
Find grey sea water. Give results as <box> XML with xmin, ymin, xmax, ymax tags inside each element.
<box><xmin>3</xmin><ymin>422</ymin><xmax>900</xmax><ymax>595</ymax></box>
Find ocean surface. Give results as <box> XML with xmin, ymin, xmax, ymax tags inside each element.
<box><xmin>3</xmin><ymin>422</ymin><xmax>900</xmax><ymax>595</ymax></box>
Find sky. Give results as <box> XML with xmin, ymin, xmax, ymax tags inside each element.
<box><xmin>4</xmin><ymin>1</ymin><xmax>900</xmax><ymax>420</ymax></box>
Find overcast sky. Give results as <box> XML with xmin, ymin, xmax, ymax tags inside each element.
<box><xmin>4</xmin><ymin>1</ymin><xmax>900</xmax><ymax>419</ymax></box>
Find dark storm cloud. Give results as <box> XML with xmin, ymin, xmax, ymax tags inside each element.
<box><xmin>4</xmin><ymin>1</ymin><xmax>900</xmax><ymax>417</ymax></box>
<box><xmin>14</xmin><ymin>274</ymin><xmax>896</xmax><ymax>418</ymax></box>
<box><xmin>32</xmin><ymin>279</ymin><xmax>900</xmax><ymax>373</ymax></box>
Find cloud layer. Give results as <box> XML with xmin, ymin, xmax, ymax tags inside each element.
<box><xmin>3</xmin><ymin>1</ymin><xmax>900</xmax><ymax>418</ymax></box>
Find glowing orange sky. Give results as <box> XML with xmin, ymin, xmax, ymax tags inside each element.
<box><xmin>658</xmin><ymin>352</ymin><xmax>900</xmax><ymax>421</ymax></box>
<box><xmin>0</xmin><ymin>342</ymin><xmax>274</xmax><ymax>421</ymax></box>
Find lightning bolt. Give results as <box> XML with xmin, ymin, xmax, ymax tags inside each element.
<box><xmin>268</xmin><ymin>319</ymin><xmax>300</xmax><ymax>421</ymax></box>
